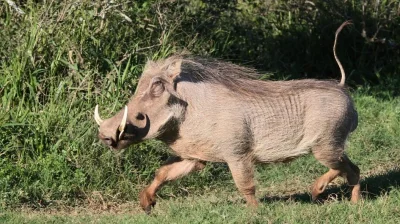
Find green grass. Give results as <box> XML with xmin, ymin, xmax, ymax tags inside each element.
<box><xmin>2</xmin><ymin>190</ymin><xmax>400</xmax><ymax>223</ymax></box>
<box><xmin>1</xmin><ymin>0</ymin><xmax>400</xmax><ymax>223</ymax></box>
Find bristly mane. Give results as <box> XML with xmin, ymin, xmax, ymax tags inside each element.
<box><xmin>145</xmin><ymin>55</ymin><xmax>343</xmax><ymax>95</ymax></box>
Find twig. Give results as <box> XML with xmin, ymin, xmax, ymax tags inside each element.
<box><xmin>5</xmin><ymin>0</ymin><xmax>25</xmax><ymax>15</ymax></box>
<box><xmin>361</xmin><ymin>1</ymin><xmax>386</xmax><ymax>44</ymax></box>
<box><xmin>116</xmin><ymin>44</ymin><xmax>161</xmax><ymax>66</ymax></box>
<box><xmin>117</xmin><ymin>10</ymin><xmax>132</xmax><ymax>23</ymax></box>
<box><xmin>94</xmin><ymin>3</ymin><xmax>120</xmax><ymax>34</ymax></box>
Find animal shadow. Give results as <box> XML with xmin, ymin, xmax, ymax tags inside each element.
<box><xmin>260</xmin><ymin>167</ymin><xmax>400</xmax><ymax>204</ymax></box>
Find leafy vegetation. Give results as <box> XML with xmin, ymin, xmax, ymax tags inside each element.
<box><xmin>0</xmin><ymin>0</ymin><xmax>399</xmax><ymax>222</ymax></box>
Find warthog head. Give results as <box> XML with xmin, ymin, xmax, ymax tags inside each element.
<box><xmin>94</xmin><ymin>59</ymin><xmax>187</xmax><ymax>150</ymax></box>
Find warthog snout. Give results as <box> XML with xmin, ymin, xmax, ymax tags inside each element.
<box><xmin>94</xmin><ymin>104</ymin><xmax>150</xmax><ymax>150</ymax></box>
<box><xmin>94</xmin><ymin>105</ymin><xmax>129</xmax><ymax>149</ymax></box>
<box><xmin>98</xmin><ymin>133</ymin><xmax>115</xmax><ymax>147</ymax></box>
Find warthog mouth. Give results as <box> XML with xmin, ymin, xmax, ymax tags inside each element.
<box><xmin>95</xmin><ymin>105</ymin><xmax>128</xmax><ymax>140</ymax></box>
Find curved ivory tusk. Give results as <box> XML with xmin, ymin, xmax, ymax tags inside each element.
<box><xmin>94</xmin><ymin>105</ymin><xmax>104</xmax><ymax>125</ymax></box>
<box><xmin>118</xmin><ymin>105</ymin><xmax>128</xmax><ymax>139</ymax></box>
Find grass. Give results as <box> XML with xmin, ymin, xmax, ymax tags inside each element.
<box><xmin>1</xmin><ymin>93</ymin><xmax>400</xmax><ymax>223</ymax></box>
<box><xmin>1</xmin><ymin>0</ymin><xmax>400</xmax><ymax>223</ymax></box>
<box><xmin>2</xmin><ymin>190</ymin><xmax>400</xmax><ymax>223</ymax></box>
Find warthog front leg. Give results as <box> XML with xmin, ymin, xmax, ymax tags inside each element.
<box><xmin>139</xmin><ymin>157</ymin><xmax>205</xmax><ymax>213</ymax></box>
<box><xmin>227</xmin><ymin>159</ymin><xmax>258</xmax><ymax>207</ymax></box>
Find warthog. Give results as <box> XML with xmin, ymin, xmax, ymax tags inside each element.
<box><xmin>95</xmin><ymin>21</ymin><xmax>360</xmax><ymax>213</ymax></box>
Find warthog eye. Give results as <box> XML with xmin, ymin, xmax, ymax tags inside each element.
<box><xmin>150</xmin><ymin>77</ymin><xmax>165</xmax><ymax>97</ymax></box>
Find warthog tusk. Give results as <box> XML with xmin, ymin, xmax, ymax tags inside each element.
<box><xmin>94</xmin><ymin>105</ymin><xmax>104</xmax><ymax>125</ymax></box>
<box><xmin>118</xmin><ymin>105</ymin><xmax>128</xmax><ymax>139</ymax></box>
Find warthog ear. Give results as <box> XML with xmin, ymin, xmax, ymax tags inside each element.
<box><xmin>166</xmin><ymin>59</ymin><xmax>182</xmax><ymax>80</ymax></box>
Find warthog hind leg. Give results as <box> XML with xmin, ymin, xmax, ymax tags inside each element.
<box><xmin>311</xmin><ymin>168</ymin><xmax>341</xmax><ymax>200</ymax></box>
<box><xmin>312</xmin><ymin>147</ymin><xmax>360</xmax><ymax>202</ymax></box>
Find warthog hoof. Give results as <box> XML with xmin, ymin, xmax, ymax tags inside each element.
<box><xmin>139</xmin><ymin>189</ymin><xmax>156</xmax><ymax>214</ymax></box>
